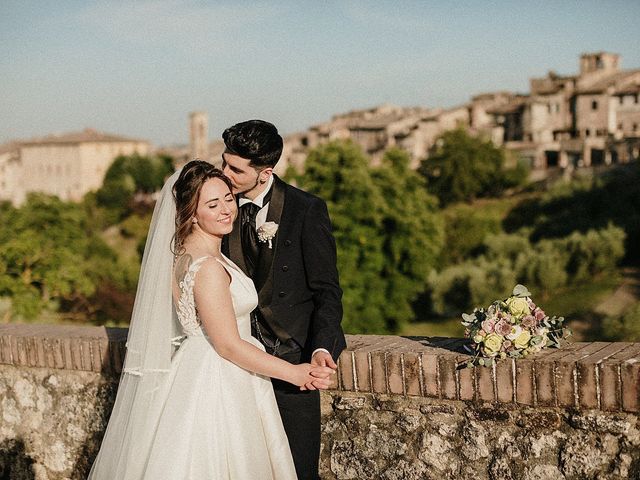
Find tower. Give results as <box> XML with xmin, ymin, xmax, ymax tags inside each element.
<box><xmin>189</xmin><ymin>111</ymin><xmax>209</xmax><ymax>161</ymax></box>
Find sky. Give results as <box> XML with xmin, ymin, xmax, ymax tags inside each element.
<box><xmin>1</xmin><ymin>0</ymin><xmax>639</xmax><ymax>147</ymax></box>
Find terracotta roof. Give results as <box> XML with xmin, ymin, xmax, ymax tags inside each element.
<box><xmin>20</xmin><ymin>128</ymin><xmax>147</xmax><ymax>146</ymax></box>
<box><xmin>614</xmin><ymin>85</ymin><xmax>640</xmax><ymax>95</ymax></box>
<box><xmin>0</xmin><ymin>141</ymin><xmax>20</xmax><ymax>156</ymax></box>
<box><xmin>577</xmin><ymin>69</ymin><xmax>640</xmax><ymax>94</ymax></box>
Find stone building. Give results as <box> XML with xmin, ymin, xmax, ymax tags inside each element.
<box><xmin>189</xmin><ymin>111</ymin><xmax>209</xmax><ymax>161</ymax></box>
<box><xmin>282</xmin><ymin>104</ymin><xmax>467</xmax><ymax>171</ymax></box>
<box><xmin>487</xmin><ymin>52</ymin><xmax>640</xmax><ymax>170</ymax></box>
<box><xmin>0</xmin><ymin>129</ymin><xmax>149</xmax><ymax>205</ymax></box>
<box><xmin>279</xmin><ymin>52</ymin><xmax>639</xmax><ymax>174</ymax></box>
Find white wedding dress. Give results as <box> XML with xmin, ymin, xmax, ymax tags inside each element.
<box><xmin>139</xmin><ymin>254</ymin><xmax>297</xmax><ymax>479</ymax></box>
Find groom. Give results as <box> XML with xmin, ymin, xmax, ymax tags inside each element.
<box><xmin>221</xmin><ymin>120</ymin><xmax>346</xmax><ymax>480</ymax></box>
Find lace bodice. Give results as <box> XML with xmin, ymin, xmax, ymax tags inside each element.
<box><xmin>174</xmin><ymin>255</ymin><xmax>258</xmax><ymax>338</ymax></box>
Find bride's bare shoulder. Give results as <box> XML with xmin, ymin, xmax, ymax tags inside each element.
<box><xmin>193</xmin><ymin>256</ymin><xmax>232</xmax><ymax>287</ymax></box>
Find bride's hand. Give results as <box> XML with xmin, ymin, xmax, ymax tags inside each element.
<box><xmin>289</xmin><ymin>363</ymin><xmax>334</xmax><ymax>389</ymax></box>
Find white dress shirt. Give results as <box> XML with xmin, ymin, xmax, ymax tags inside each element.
<box><xmin>238</xmin><ymin>175</ymin><xmax>330</xmax><ymax>361</ymax></box>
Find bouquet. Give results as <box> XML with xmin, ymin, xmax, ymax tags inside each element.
<box><xmin>461</xmin><ymin>284</ymin><xmax>570</xmax><ymax>367</ymax></box>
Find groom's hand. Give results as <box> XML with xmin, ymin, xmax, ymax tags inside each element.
<box><xmin>311</xmin><ymin>350</ymin><xmax>338</xmax><ymax>370</ymax></box>
<box><xmin>300</xmin><ymin>351</ymin><xmax>337</xmax><ymax>390</ymax></box>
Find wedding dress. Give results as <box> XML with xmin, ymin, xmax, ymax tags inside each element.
<box><xmin>88</xmin><ymin>168</ymin><xmax>297</xmax><ymax>479</ymax></box>
<box><xmin>141</xmin><ymin>254</ymin><xmax>297</xmax><ymax>479</ymax></box>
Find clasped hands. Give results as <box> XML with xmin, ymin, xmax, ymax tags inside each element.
<box><xmin>300</xmin><ymin>351</ymin><xmax>337</xmax><ymax>391</ymax></box>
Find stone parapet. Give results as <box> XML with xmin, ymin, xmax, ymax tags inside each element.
<box><xmin>1</xmin><ymin>324</ymin><xmax>640</xmax><ymax>479</ymax></box>
<box><xmin>1</xmin><ymin>326</ymin><xmax>639</xmax><ymax>413</ymax></box>
<box><xmin>337</xmin><ymin>335</ymin><xmax>640</xmax><ymax>413</ymax></box>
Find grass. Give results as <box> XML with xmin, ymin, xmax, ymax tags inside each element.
<box><xmin>400</xmin><ymin>317</ymin><xmax>464</xmax><ymax>338</ymax></box>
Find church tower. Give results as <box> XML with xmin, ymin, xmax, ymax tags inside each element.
<box><xmin>189</xmin><ymin>111</ymin><xmax>209</xmax><ymax>161</ymax></box>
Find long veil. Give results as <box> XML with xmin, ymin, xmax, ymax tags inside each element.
<box><xmin>89</xmin><ymin>169</ymin><xmax>182</xmax><ymax>479</ymax></box>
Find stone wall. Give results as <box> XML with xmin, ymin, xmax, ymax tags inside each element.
<box><xmin>0</xmin><ymin>325</ymin><xmax>639</xmax><ymax>480</ymax></box>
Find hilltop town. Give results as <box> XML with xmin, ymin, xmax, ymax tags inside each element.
<box><xmin>1</xmin><ymin>52</ymin><xmax>638</xmax><ymax>206</ymax></box>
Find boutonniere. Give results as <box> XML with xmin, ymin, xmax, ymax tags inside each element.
<box><xmin>257</xmin><ymin>221</ymin><xmax>279</xmax><ymax>249</ymax></box>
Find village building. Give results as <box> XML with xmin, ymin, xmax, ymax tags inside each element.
<box><xmin>0</xmin><ymin>129</ymin><xmax>149</xmax><ymax>205</ymax></box>
<box><xmin>280</xmin><ymin>52</ymin><xmax>640</xmax><ymax>174</ymax></box>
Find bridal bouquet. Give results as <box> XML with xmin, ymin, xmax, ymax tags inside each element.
<box><xmin>460</xmin><ymin>285</ymin><xmax>570</xmax><ymax>367</ymax></box>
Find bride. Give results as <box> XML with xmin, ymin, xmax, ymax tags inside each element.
<box><xmin>88</xmin><ymin>161</ymin><xmax>334</xmax><ymax>479</ymax></box>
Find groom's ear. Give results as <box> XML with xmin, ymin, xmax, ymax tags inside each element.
<box><xmin>258</xmin><ymin>167</ymin><xmax>273</xmax><ymax>184</ymax></box>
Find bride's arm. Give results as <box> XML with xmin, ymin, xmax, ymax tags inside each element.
<box><xmin>193</xmin><ymin>259</ymin><xmax>334</xmax><ymax>388</ymax></box>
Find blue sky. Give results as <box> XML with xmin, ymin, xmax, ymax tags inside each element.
<box><xmin>1</xmin><ymin>1</ymin><xmax>639</xmax><ymax>146</ymax></box>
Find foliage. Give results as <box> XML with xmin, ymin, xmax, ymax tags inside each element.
<box><xmin>504</xmin><ymin>162</ymin><xmax>640</xmax><ymax>263</ymax></box>
<box><xmin>0</xmin><ymin>194</ymin><xmax>137</xmax><ymax>322</ymax></box>
<box><xmin>429</xmin><ymin>225</ymin><xmax>626</xmax><ymax>316</ymax></box>
<box><xmin>419</xmin><ymin>127</ymin><xmax>528</xmax><ymax>206</ymax></box>
<box><xmin>371</xmin><ymin>148</ymin><xmax>444</xmax><ymax>331</ymax></box>
<box><xmin>441</xmin><ymin>202</ymin><xmax>507</xmax><ymax>266</ymax></box>
<box><xmin>297</xmin><ymin>141</ymin><xmax>443</xmax><ymax>334</ymax></box>
<box><xmin>601</xmin><ymin>302</ymin><xmax>640</xmax><ymax>342</ymax></box>
<box><xmin>95</xmin><ymin>153</ymin><xmax>174</xmax><ymax>223</ymax></box>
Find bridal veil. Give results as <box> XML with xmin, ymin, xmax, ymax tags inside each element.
<box><xmin>88</xmin><ymin>169</ymin><xmax>182</xmax><ymax>479</ymax></box>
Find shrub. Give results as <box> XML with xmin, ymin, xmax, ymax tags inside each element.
<box><xmin>601</xmin><ymin>303</ymin><xmax>640</xmax><ymax>341</ymax></box>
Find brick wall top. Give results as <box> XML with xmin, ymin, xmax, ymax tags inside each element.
<box><xmin>1</xmin><ymin>325</ymin><xmax>638</xmax><ymax>413</ymax></box>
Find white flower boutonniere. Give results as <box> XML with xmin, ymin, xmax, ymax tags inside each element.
<box><xmin>257</xmin><ymin>221</ymin><xmax>279</xmax><ymax>249</ymax></box>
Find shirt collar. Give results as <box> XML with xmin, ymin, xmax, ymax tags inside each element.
<box><xmin>238</xmin><ymin>174</ymin><xmax>274</xmax><ymax>208</ymax></box>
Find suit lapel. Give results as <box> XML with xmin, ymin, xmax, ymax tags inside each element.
<box><xmin>227</xmin><ymin>206</ymin><xmax>249</xmax><ymax>276</ymax></box>
<box><xmin>256</xmin><ymin>175</ymin><xmax>286</xmax><ymax>303</ymax></box>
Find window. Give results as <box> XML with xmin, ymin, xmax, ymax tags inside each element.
<box><xmin>591</xmin><ymin>100</ymin><xmax>598</xmax><ymax>110</ymax></box>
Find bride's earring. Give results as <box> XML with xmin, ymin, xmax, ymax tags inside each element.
<box><xmin>192</xmin><ymin>217</ymin><xmax>198</xmax><ymax>224</ymax></box>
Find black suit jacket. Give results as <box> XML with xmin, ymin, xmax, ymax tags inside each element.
<box><xmin>222</xmin><ymin>175</ymin><xmax>346</xmax><ymax>362</ymax></box>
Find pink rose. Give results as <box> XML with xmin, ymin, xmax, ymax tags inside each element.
<box><xmin>481</xmin><ymin>319</ymin><xmax>495</xmax><ymax>333</ymax></box>
<box><xmin>495</xmin><ymin>320</ymin><xmax>511</xmax><ymax>336</ymax></box>
<box><xmin>521</xmin><ymin>315</ymin><xmax>536</xmax><ymax>328</ymax></box>
<box><xmin>534</xmin><ymin>308</ymin><xmax>546</xmax><ymax>322</ymax></box>
<box><xmin>502</xmin><ymin>340</ymin><xmax>513</xmax><ymax>351</ymax></box>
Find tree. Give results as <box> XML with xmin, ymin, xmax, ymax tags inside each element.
<box><xmin>296</xmin><ymin>141</ymin><xmax>443</xmax><ymax>334</ymax></box>
<box><xmin>419</xmin><ymin>127</ymin><xmax>526</xmax><ymax>206</ymax></box>
<box><xmin>371</xmin><ymin>148</ymin><xmax>443</xmax><ymax>330</ymax></box>
<box><xmin>95</xmin><ymin>153</ymin><xmax>174</xmax><ymax>223</ymax></box>
<box><xmin>0</xmin><ymin>194</ymin><xmax>134</xmax><ymax>321</ymax></box>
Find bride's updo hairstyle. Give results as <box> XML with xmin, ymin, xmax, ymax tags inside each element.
<box><xmin>172</xmin><ymin>160</ymin><xmax>234</xmax><ymax>255</ymax></box>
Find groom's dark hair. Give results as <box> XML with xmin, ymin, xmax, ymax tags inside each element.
<box><xmin>222</xmin><ymin>120</ymin><xmax>283</xmax><ymax>169</ymax></box>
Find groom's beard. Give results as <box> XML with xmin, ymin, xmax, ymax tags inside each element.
<box><xmin>235</xmin><ymin>176</ymin><xmax>261</xmax><ymax>198</ymax></box>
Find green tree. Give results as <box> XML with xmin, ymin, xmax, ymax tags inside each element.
<box><xmin>95</xmin><ymin>153</ymin><xmax>174</xmax><ymax>223</ymax></box>
<box><xmin>419</xmin><ymin>127</ymin><xmax>526</xmax><ymax>206</ymax></box>
<box><xmin>0</xmin><ymin>194</ymin><xmax>134</xmax><ymax>321</ymax></box>
<box><xmin>297</xmin><ymin>141</ymin><xmax>443</xmax><ymax>333</ymax></box>
<box><xmin>371</xmin><ymin>148</ymin><xmax>443</xmax><ymax>330</ymax></box>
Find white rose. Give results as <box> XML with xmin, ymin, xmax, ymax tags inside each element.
<box><xmin>257</xmin><ymin>222</ymin><xmax>279</xmax><ymax>248</ymax></box>
<box><xmin>506</xmin><ymin>325</ymin><xmax>522</xmax><ymax>341</ymax></box>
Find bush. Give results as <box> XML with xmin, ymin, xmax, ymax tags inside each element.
<box><xmin>601</xmin><ymin>303</ymin><xmax>640</xmax><ymax>341</ymax></box>
<box><xmin>522</xmin><ymin>240</ymin><xmax>569</xmax><ymax>292</ymax></box>
<box><xmin>562</xmin><ymin>225</ymin><xmax>626</xmax><ymax>281</ymax></box>
<box><xmin>442</xmin><ymin>204</ymin><xmax>504</xmax><ymax>265</ymax></box>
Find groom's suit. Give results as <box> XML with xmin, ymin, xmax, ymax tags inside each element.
<box><xmin>222</xmin><ymin>174</ymin><xmax>346</xmax><ymax>480</ymax></box>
